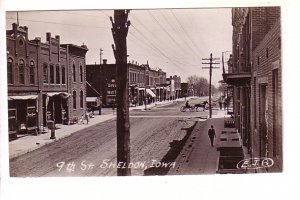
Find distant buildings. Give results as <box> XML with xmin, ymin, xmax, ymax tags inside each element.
<box><xmin>7</xmin><ymin>23</ymin><xmax>88</xmax><ymax>139</ymax></box>
<box><xmin>223</xmin><ymin>7</ymin><xmax>282</xmax><ymax>172</ymax></box>
<box><xmin>86</xmin><ymin>60</ymin><xmax>181</xmax><ymax>108</ymax></box>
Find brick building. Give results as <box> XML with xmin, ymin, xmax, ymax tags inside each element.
<box><xmin>7</xmin><ymin>23</ymin><xmax>88</xmax><ymax>139</ymax></box>
<box><xmin>86</xmin><ymin>60</ymin><xmax>168</xmax><ymax>108</ymax></box>
<box><xmin>223</xmin><ymin>7</ymin><xmax>282</xmax><ymax>172</ymax></box>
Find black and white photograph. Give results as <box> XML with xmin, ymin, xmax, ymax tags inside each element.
<box><xmin>1</xmin><ymin>0</ymin><xmax>300</xmax><ymax>199</ymax></box>
<box><xmin>5</xmin><ymin>7</ymin><xmax>282</xmax><ymax>177</ymax></box>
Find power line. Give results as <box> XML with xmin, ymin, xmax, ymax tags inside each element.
<box><xmin>147</xmin><ymin>10</ymin><xmax>199</xmax><ymax>59</ymax></box>
<box><xmin>171</xmin><ymin>10</ymin><xmax>205</xmax><ymax>57</ymax></box>
<box><xmin>7</xmin><ymin>17</ymin><xmax>110</xmax><ymax>30</ymax></box>
<box><xmin>130</xmin><ymin>24</ymin><xmax>188</xmax><ymax>73</ymax></box>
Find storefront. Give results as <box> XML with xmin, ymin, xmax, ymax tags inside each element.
<box><xmin>8</xmin><ymin>95</ymin><xmax>38</xmax><ymax>139</ymax></box>
<box><xmin>43</xmin><ymin>92</ymin><xmax>70</xmax><ymax>126</ymax></box>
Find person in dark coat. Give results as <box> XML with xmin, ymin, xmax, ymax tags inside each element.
<box><xmin>208</xmin><ymin>125</ymin><xmax>216</xmax><ymax>146</ymax></box>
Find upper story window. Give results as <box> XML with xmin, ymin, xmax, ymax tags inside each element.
<box><xmin>43</xmin><ymin>64</ymin><xmax>48</xmax><ymax>83</ymax></box>
<box><xmin>7</xmin><ymin>58</ymin><xmax>13</xmax><ymax>84</ymax></box>
<box><xmin>80</xmin><ymin>90</ymin><xmax>84</xmax><ymax>108</ymax></box>
<box><xmin>73</xmin><ymin>90</ymin><xmax>77</xmax><ymax>109</ymax></box>
<box><xmin>29</xmin><ymin>61</ymin><xmax>35</xmax><ymax>84</ymax></box>
<box><xmin>56</xmin><ymin>65</ymin><xmax>60</xmax><ymax>84</ymax></box>
<box><xmin>50</xmin><ymin>65</ymin><xmax>54</xmax><ymax>84</ymax></box>
<box><xmin>72</xmin><ymin>64</ymin><xmax>76</xmax><ymax>82</ymax></box>
<box><xmin>62</xmin><ymin>66</ymin><xmax>66</xmax><ymax>84</ymax></box>
<box><xmin>19</xmin><ymin>59</ymin><xmax>25</xmax><ymax>84</ymax></box>
<box><xmin>80</xmin><ymin>65</ymin><xmax>83</xmax><ymax>82</ymax></box>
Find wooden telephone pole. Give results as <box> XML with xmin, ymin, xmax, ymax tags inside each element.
<box><xmin>110</xmin><ymin>10</ymin><xmax>131</xmax><ymax>176</ymax></box>
<box><xmin>202</xmin><ymin>53</ymin><xmax>220</xmax><ymax>118</ymax></box>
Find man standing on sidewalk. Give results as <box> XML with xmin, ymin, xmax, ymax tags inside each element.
<box><xmin>208</xmin><ymin>125</ymin><xmax>216</xmax><ymax>146</ymax></box>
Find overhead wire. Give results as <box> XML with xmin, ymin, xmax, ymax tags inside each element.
<box><xmin>171</xmin><ymin>10</ymin><xmax>205</xmax><ymax>57</ymax></box>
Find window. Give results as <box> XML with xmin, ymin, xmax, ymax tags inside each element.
<box><xmin>62</xmin><ymin>66</ymin><xmax>66</xmax><ymax>84</ymax></box>
<box><xmin>266</xmin><ymin>48</ymin><xmax>269</xmax><ymax>58</ymax></box>
<box><xmin>7</xmin><ymin>58</ymin><xmax>13</xmax><ymax>84</ymax></box>
<box><xmin>257</xmin><ymin>56</ymin><xmax>260</xmax><ymax>66</ymax></box>
<box><xmin>43</xmin><ymin>64</ymin><xmax>48</xmax><ymax>83</ymax></box>
<box><xmin>80</xmin><ymin>65</ymin><xmax>83</xmax><ymax>82</ymax></box>
<box><xmin>80</xmin><ymin>90</ymin><xmax>84</xmax><ymax>108</ymax></box>
<box><xmin>29</xmin><ymin>61</ymin><xmax>35</xmax><ymax>84</ymax></box>
<box><xmin>50</xmin><ymin>65</ymin><xmax>54</xmax><ymax>84</ymax></box>
<box><xmin>56</xmin><ymin>65</ymin><xmax>60</xmax><ymax>84</ymax></box>
<box><xmin>19</xmin><ymin>59</ymin><xmax>25</xmax><ymax>84</ymax></box>
<box><xmin>72</xmin><ymin>64</ymin><xmax>76</xmax><ymax>82</ymax></box>
<box><xmin>73</xmin><ymin>90</ymin><xmax>76</xmax><ymax>109</ymax></box>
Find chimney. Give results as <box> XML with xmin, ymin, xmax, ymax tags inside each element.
<box><xmin>103</xmin><ymin>59</ymin><xmax>107</xmax><ymax>65</ymax></box>
<box><xmin>46</xmin><ymin>32</ymin><xmax>51</xmax><ymax>42</ymax></box>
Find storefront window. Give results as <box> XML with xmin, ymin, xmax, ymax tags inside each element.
<box><xmin>56</xmin><ymin>65</ymin><xmax>60</xmax><ymax>84</ymax></box>
<box><xmin>19</xmin><ymin>59</ymin><xmax>25</xmax><ymax>84</ymax></box>
<box><xmin>29</xmin><ymin>61</ymin><xmax>35</xmax><ymax>84</ymax></box>
<box><xmin>7</xmin><ymin>58</ymin><xmax>13</xmax><ymax>84</ymax></box>
<box><xmin>80</xmin><ymin>90</ymin><xmax>83</xmax><ymax>108</ymax></box>
<box><xmin>73</xmin><ymin>90</ymin><xmax>76</xmax><ymax>109</ymax></box>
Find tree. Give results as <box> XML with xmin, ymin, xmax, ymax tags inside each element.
<box><xmin>187</xmin><ymin>75</ymin><xmax>209</xmax><ymax>96</ymax></box>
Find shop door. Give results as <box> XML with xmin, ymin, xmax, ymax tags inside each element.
<box><xmin>259</xmin><ymin>84</ymin><xmax>268</xmax><ymax>158</ymax></box>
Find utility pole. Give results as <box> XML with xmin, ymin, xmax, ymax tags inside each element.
<box><xmin>202</xmin><ymin>53</ymin><xmax>220</xmax><ymax>118</ymax></box>
<box><xmin>110</xmin><ymin>10</ymin><xmax>131</xmax><ymax>176</ymax></box>
<box><xmin>100</xmin><ymin>48</ymin><xmax>103</xmax><ymax>64</ymax></box>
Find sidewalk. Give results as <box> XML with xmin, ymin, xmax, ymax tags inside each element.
<box><xmin>168</xmin><ymin>109</ymin><xmax>231</xmax><ymax>175</ymax></box>
<box><xmin>9</xmin><ymin>98</ymin><xmax>188</xmax><ymax>159</ymax></box>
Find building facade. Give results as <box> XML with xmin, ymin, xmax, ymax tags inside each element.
<box><xmin>223</xmin><ymin>7</ymin><xmax>282</xmax><ymax>172</ymax></box>
<box><xmin>7</xmin><ymin>23</ymin><xmax>88</xmax><ymax>140</ymax></box>
<box><xmin>86</xmin><ymin>60</ymin><xmax>170</xmax><ymax>108</ymax></box>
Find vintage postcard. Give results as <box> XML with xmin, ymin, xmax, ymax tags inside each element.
<box><xmin>2</xmin><ymin>0</ymin><xmax>298</xmax><ymax>199</ymax></box>
<box><xmin>5</xmin><ymin>7</ymin><xmax>282</xmax><ymax>177</ymax></box>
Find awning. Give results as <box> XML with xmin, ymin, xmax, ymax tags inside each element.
<box><xmin>139</xmin><ymin>87</ymin><xmax>145</xmax><ymax>90</ymax></box>
<box><xmin>46</xmin><ymin>92</ymin><xmax>70</xmax><ymax>99</ymax></box>
<box><xmin>86</xmin><ymin>97</ymin><xmax>98</xmax><ymax>102</ymax></box>
<box><xmin>146</xmin><ymin>89</ymin><xmax>156</xmax><ymax>97</ymax></box>
<box><xmin>8</xmin><ymin>95</ymin><xmax>38</xmax><ymax>100</ymax></box>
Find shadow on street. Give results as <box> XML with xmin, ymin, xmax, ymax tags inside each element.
<box><xmin>143</xmin><ymin>121</ymin><xmax>197</xmax><ymax>176</ymax></box>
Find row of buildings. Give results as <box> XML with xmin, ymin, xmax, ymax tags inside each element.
<box><xmin>6</xmin><ymin>23</ymin><xmax>185</xmax><ymax>140</ymax></box>
<box><xmin>86</xmin><ymin>60</ymin><xmax>183</xmax><ymax>108</ymax></box>
<box><xmin>223</xmin><ymin>7</ymin><xmax>282</xmax><ymax>172</ymax></box>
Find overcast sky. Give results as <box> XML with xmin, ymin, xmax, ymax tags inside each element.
<box><xmin>6</xmin><ymin>9</ymin><xmax>232</xmax><ymax>85</ymax></box>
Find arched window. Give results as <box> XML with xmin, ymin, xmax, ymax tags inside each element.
<box><xmin>29</xmin><ymin>61</ymin><xmax>35</xmax><ymax>84</ymax></box>
<box><xmin>72</xmin><ymin>64</ymin><xmax>76</xmax><ymax>82</ymax></box>
<box><xmin>73</xmin><ymin>90</ymin><xmax>76</xmax><ymax>109</ymax></box>
<box><xmin>7</xmin><ymin>58</ymin><xmax>13</xmax><ymax>84</ymax></box>
<box><xmin>19</xmin><ymin>59</ymin><xmax>25</xmax><ymax>84</ymax></box>
<box><xmin>50</xmin><ymin>65</ymin><xmax>54</xmax><ymax>84</ymax></box>
<box><xmin>80</xmin><ymin>90</ymin><xmax>84</xmax><ymax>108</ymax></box>
<box><xmin>80</xmin><ymin>65</ymin><xmax>83</xmax><ymax>82</ymax></box>
<box><xmin>43</xmin><ymin>64</ymin><xmax>48</xmax><ymax>83</ymax></box>
<box><xmin>56</xmin><ymin>65</ymin><xmax>60</xmax><ymax>84</ymax></box>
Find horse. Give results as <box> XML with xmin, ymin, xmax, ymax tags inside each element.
<box><xmin>194</xmin><ymin>101</ymin><xmax>209</xmax><ymax>112</ymax></box>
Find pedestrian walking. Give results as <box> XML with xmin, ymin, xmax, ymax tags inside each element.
<box><xmin>208</xmin><ymin>125</ymin><xmax>216</xmax><ymax>146</ymax></box>
<box><xmin>218</xmin><ymin>98</ymin><xmax>223</xmax><ymax>110</ymax></box>
<box><xmin>84</xmin><ymin>111</ymin><xmax>89</xmax><ymax>124</ymax></box>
